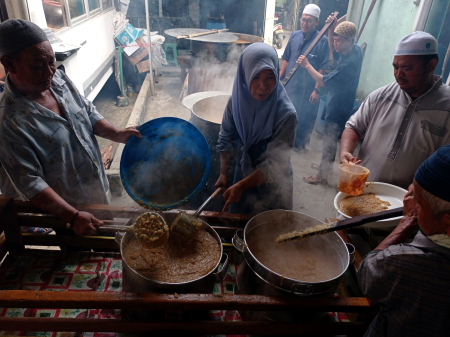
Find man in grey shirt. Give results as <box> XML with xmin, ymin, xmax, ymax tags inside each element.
<box><xmin>340</xmin><ymin>31</ymin><xmax>450</xmax><ymax>189</ymax></box>
<box><xmin>0</xmin><ymin>19</ymin><xmax>141</xmax><ymax>236</ymax></box>
<box><xmin>358</xmin><ymin>145</ymin><xmax>450</xmax><ymax>337</ymax></box>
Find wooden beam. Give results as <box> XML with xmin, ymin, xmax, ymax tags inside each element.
<box><xmin>0</xmin><ymin>317</ymin><xmax>369</xmax><ymax>334</ymax></box>
<box><xmin>0</xmin><ymin>291</ymin><xmax>374</xmax><ymax>312</ymax></box>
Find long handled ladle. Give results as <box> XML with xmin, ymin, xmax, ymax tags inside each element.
<box><xmin>171</xmin><ymin>187</ymin><xmax>223</xmax><ymax>238</ymax></box>
<box><xmin>276</xmin><ymin>207</ymin><xmax>404</xmax><ymax>243</ymax></box>
<box><xmin>101</xmin><ymin>212</ymin><xmax>169</xmax><ymax>248</ymax></box>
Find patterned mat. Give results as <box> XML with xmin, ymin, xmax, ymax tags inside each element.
<box><xmin>0</xmin><ymin>248</ymin><xmax>349</xmax><ymax>337</ymax></box>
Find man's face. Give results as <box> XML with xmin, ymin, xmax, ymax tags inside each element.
<box><xmin>413</xmin><ymin>181</ymin><xmax>449</xmax><ymax>236</ymax></box>
<box><xmin>393</xmin><ymin>55</ymin><xmax>434</xmax><ymax>97</ymax></box>
<box><xmin>300</xmin><ymin>14</ymin><xmax>318</xmax><ymax>35</ymax></box>
<box><xmin>7</xmin><ymin>41</ymin><xmax>56</xmax><ymax>93</ymax></box>
<box><xmin>333</xmin><ymin>35</ymin><xmax>352</xmax><ymax>54</ymax></box>
<box><xmin>249</xmin><ymin>69</ymin><xmax>277</xmax><ymax>101</ymax></box>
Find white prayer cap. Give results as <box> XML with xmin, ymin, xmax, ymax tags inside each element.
<box><xmin>303</xmin><ymin>4</ymin><xmax>320</xmax><ymax>19</ymax></box>
<box><xmin>395</xmin><ymin>31</ymin><xmax>438</xmax><ymax>56</ymax></box>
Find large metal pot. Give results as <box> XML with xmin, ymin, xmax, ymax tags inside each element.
<box><xmin>117</xmin><ymin>217</ymin><xmax>229</xmax><ymax>293</ymax></box>
<box><xmin>233</xmin><ymin>210</ymin><xmax>350</xmax><ymax>296</ymax></box>
<box><xmin>186</xmin><ymin>93</ymin><xmax>231</xmax><ymax>211</ymax></box>
<box><xmin>233</xmin><ymin>210</ymin><xmax>351</xmax><ymax>321</ymax></box>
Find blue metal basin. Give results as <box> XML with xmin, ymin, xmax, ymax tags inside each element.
<box><xmin>120</xmin><ymin>117</ymin><xmax>211</xmax><ymax>210</ymax></box>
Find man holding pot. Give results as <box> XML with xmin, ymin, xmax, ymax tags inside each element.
<box><xmin>340</xmin><ymin>31</ymin><xmax>450</xmax><ymax>189</ymax></box>
<box><xmin>358</xmin><ymin>144</ymin><xmax>450</xmax><ymax>337</ymax></box>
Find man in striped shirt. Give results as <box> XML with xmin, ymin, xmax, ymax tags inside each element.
<box><xmin>358</xmin><ymin>145</ymin><xmax>450</xmax><ymax>337</ymax></box>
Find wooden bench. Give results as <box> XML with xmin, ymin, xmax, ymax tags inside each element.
<box><xmin>0</xmin><ymin>197</ymin><xmax>377</xmax><ymax>335</ymax></box>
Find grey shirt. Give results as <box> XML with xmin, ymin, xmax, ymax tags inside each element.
<box><xmin>346</xmin><ymin>76</ymin><xmax>450</xmax><ymax>189</ymax></box>
<box><xmin>358</xmin><ymin>232</ymin><xmax>450</xmax><ymax>337</ymax></box>
<box><xmin>0</xmin><ymin>70</ymin><xmax>109</xmax><ymax>205</ymax></box>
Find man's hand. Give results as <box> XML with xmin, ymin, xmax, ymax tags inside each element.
<box><xmin>326</xmin><ymin>15</ymin><xmax>337</xmax><ymax>28</ymax></box>
<box><xmin>222</xmin><ymin>184</ymin><xmax>244</xmax><ymax>213</ymax></box>
<box><xmin>404</xmin><ymin>183</ymin><xmax>414</xmax><ymax>199</ymax></box>
<box><xmin>72</xmin><ymin>211</ymin><xmax>104</xmax><ymax>236</ymax></box>
<box><xmin>215</xmin><ymin>173</ymin><xmax>229</xmax><ymax>191</ymax></box>
<box><xmin>340</xmin><ymin>151</ymin><xmax>361</xmax><ymax>165</ymax></box>
<box><xmin>309</xmin><ymin>90</ymin><xmax>319</xmax><ymax>104</ymax></box>
<box><xmin>296</xmin><ymin>55</ymin><xmax>310</xmax><ymax>68</ymax></box>
<box><xmin>115</xmin><ymin>126</ymin><xmax>141</xmax><ymax>144</ymax></box>
<box><xmin>403</xmin><ymin>195</ymin><xmax>418</xmax><ymax>219</ymax></box>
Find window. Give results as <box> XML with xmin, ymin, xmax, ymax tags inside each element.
<box><xmin>42</xmin><ymin>1</ymin><xmax>65</xmax><ymax>29</ymax></box>
<box><xmin>101</xmin><ymin>0</ymin><xmax>113</xmax><ymax>10</ymax></box>
<box><xmin>88</xmin><ymin>0</ymin><xmax>100</xmax><ymax>11</ymax></box>
<box><xmin>68</xmin><ymin>0</ymin><xmax>86</xmax><ymax>20</ymax></box>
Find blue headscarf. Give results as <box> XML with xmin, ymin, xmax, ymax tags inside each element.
<box><xmin>231</xmin><ymin>42</ymin><xmax>296</xmax><ymax>177</ymax></box>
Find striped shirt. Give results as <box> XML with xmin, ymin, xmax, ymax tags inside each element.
<box><xmin>358</xmin><ymin>231</ymin><xmax>450</xmax><ymax>337</ymax></box>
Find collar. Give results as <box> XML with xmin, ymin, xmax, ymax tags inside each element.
<box><xmin>404</xmin><ymin>75</ymin><xmax>442</xmax><ymax>102</ymax></box>
<box><xmin>302</xmin><ymin>30</ymin><xmax>318</xmax><ymax>41</ymax></box>
<box><xmin>411</xmin><ymin>231</ymin><xmax>450</xmax><ymax>254</ymax></box>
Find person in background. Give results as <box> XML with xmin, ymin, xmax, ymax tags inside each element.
<box><xmin>0</xmin><ymin>63</ymin><xmax>5</xmax><ymax>93</ymax></box>
<box><xmin>215</xmin><ymin>43</ymin><xmax>297</xmax><ymax>215</ymax></box>
<box><xmin>0</xmin><ymin>19</ymin><xmax>141</xmax><ymax>236</ymax></box>
<box><xmin>340</xmin><ymin>31</ymin><xmax>450</xmax><ymax>189</ymax></box>
<box><xmin>358</xmin><ymin>144</ymin><xmax>450</xmax><ymax>337</ymax></box>
<box><xmin>297</xmin><ymin>18</ymin><xmax>362</xmax><ymax>185</ymax></box>
<box><xmin>280</xmin><ymin>4</ymin><xmax>329</xmax><ymax>152</ymax></box>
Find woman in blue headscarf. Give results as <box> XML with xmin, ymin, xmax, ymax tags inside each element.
<box><xmin>215</xmin><ymin>43</ymin><xmax>297</xmax><ymax>215</ymax></box>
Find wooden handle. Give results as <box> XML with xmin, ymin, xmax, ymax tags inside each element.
<box><xmin>333</xmin><ymin>207</ymin><xmax>404</xmax><ymax>231</ymax></box>
<box><xmin>194</xmin><ymin>188</ymin><xmax>223</xmax><ymax>217</ymax></box>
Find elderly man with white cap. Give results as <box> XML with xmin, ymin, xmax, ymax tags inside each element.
<box><xmin>296</xmin><ymin>17</ymin><xmax>362</xmax><ymax>185</ymax></box>
<box><xmin>358</xmin><ymin>144</ymin><xmax>450</xmax><ymax>337</ymax></box>
<box><xmin>0</xmin><ymin>19</ymin><xmax>141</xmax><ymax>237</ymax></box>
<box><xmin>340</xmin><ymin>31</ymin><xmax>450</xmax><ymax>189</ymax></box>
<box><xmin>280</xmin><ymin>4</ymin><xmax>329</xmax><ymax>152</ymax></box>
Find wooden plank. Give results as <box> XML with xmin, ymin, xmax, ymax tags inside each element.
<box><xmin>21</xmin><ymin>235</ymin><xmax>119</xmax><ymax>250</ymax></box>
<box><xmin>0</xmin><ymin>318</ymin><xmax>368</xmax><ymax>335</ymax></box>
<box><xmin>0</xmin><ymin>291</ymin><xmax>373</xmax><ymax>312</ymax></box>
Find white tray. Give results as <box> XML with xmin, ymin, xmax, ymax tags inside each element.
<box><xmin>334</xmin><ymin>182</ymin><xmax>407</xmax><ymax>228</ymax></box>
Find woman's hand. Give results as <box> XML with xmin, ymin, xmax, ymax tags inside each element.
<box><xmin>296</xmin><ymin>55</ymin><xmax>310</xmax><ymax>68</ymax></box>
<box><xmin>72</xmin><ymin>211</ymin><xmax>103</xmax><ymax>236</ymax></box>
<box><xmin>214</xmin><ymin>173</ymin><xmax>229</xmax><ymax>191</ymax></box>
<box><xmin>115</xmin><ymin>126</ymin><xmax>141</xmax><ymax>144</ymax></box>
<box><xmin>222</xmin><ymin>183</ymin><xmax>244</xmax><ymax>213</ymax></box>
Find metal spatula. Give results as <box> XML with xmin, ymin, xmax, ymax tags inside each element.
<box><xmin>276</xmin><ymin>207</ymin><xmax>404</xmax><ymax>243</ymax></box>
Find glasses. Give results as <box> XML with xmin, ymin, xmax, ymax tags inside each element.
<box><xmin>301</xmin><ymin>19</ymin><xmax>317</xmax><ymax>24</ymax></box>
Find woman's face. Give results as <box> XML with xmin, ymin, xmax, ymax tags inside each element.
<box><xmin>250</xmin><ymin>69</ymin><xmax>277</xmax><ymax>101</ymax></box>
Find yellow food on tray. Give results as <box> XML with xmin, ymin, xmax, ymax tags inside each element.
<box><xmin>339</xmin><ymin>193</ymin><xmax>391</xmax><ymax>217</ymax></box>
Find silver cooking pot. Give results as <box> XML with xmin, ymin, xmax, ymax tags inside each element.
<box><xmin>117</xmin><ymin>218</ymin><xmax>229</xmax><ymax>293</ymax></box>
<box><xmin>233</xmin><ymin>210</ymin><xmax>350</xmax><ymax>297</ymax></box>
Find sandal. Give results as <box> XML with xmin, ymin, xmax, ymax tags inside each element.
<box><xmin>310</xmin><ymin>163</ymin><xmax>320</xmax><ymax>171</ymax></box>
<box><xmin>303</xmin><ymin>175</ymin><xmax>327</xmax><ymax>185</ymax></box>
<box><xmin>21</xmin><ymin>227</ymin><xmax>53</xmax><ymax>235</ymax></box>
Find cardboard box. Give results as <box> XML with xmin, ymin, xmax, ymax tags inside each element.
<box><xmin>122</xmin><ymin>37</ymin><xmax>148</xmax><ymax>66</ymax></box>
<box><xmin>136</xmin><ymin>59</ymin><xmax>151</xmax><ymax>73</ymax></box>
<box><xmin>114</xmin><ymin>23</ymin><xmax>143</xmax><ymax>45</ymax></box>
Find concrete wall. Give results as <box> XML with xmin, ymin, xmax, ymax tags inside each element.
<box><xmin>350</xmin><ymin>0</ymin><xmax>420</xmax><ymax>98</ymax></box>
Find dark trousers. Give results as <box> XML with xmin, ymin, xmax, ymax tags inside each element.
<box><xmin>318</xmin><ymin>121</ymin><xmax>342</xmax><ymax>180</ymax></box>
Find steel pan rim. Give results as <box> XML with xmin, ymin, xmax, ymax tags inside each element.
<box><xmin>243</xmin><ymin>210</ymin><xmax>350</xmax><ymax>288</ymax></box>
<box><xmin>191</xmin><ymin>94</ymin><xmax>230</xmax><ymax>126</ymax></box>
<box><xmin>120</xmin><ymin>219</ymin><xmax>224</xmax><ymax>288</ymax></box>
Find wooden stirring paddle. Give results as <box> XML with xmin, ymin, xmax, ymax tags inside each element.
<box><xmin>276</xmin><ymin>207</ymin><xmax>404</xmax><ymax>243</ymax></box>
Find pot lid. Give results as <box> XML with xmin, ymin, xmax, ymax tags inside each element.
<box><xmin>182</xmin><ymin>91</ymin><xmax>230</xmax><ymax>110</ymax></box>
<box><xmin>164</xmin><ymin>28</ymin><xmax>238</xmax><ymax>43</ymax></box>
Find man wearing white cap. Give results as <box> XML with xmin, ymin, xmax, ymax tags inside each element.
<box><xmin>296</xmin><ymin>17</ymin><xmax>362</xmax><ymax>185</ymax></box>
<box><xmin>340</xmin><ymin>31</ymin><xmax>450</xmax><ymax>189</ymax></box>
<box><xmin>280</xmin><ymin>4</ymin><xmax>329</xmax><ymax>152</ymax></box>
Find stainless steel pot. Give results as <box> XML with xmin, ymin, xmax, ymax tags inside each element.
<box><xmin>117</xmin><ymin>217</ymin><xmax>229</xmax><ymax>293</ymax></box>
<box><xmin>233</xmin><ymin>210</ymin><xmax>350</xmax><ymax>296</ymax></box>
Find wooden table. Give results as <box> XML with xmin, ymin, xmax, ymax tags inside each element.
<box><xmin>0</xmin><ymin>197</ymin><xmax>376</xmax><ymax>335</ymax></box>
